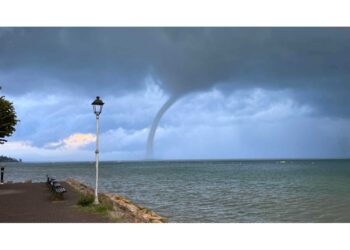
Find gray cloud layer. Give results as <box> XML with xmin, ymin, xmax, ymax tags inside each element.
<box><xmin>1</xmin><ymin>27</ymin><xmax>350</xmax><ymax>116</ymax></box>
<box><xmin>1</xmin><ymin>28</ymin><xmax>350</xmax><ymax>160</ymax></box>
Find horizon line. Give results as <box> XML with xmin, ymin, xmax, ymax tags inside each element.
<box><xmin>10</xmin><ymin>157</ymin><xmax>350</xmax><ymax>164</ymax></box>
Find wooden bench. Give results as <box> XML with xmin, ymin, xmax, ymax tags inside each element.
<box><xmin>46</xmin><ymin>175</ymin><xmax>67</xmax><ymax>198</ymax></box>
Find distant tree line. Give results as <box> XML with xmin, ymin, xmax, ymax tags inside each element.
<box><xmin>0</xmin><ymin>86</ymin><xmax>19</xmax><ymax>144</ymax></box>
<box><xmin>0</xmin><ymin>155</ymin><xmax>20</xmax><ymax>162</ymax></box>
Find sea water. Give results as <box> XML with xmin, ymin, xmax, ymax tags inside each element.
<box><xmin>3</xmin><ymin>160</ymin><xmax>350</xmax><ymax>222</ymax></box>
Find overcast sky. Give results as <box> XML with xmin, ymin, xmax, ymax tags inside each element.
<box><xmin>0</xmin><ymin>27</ymin><xmax>350</xmax><ymax>161</ymax></box>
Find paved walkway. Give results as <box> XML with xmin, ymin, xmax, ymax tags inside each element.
<box><xmin>0</xmin><ymin>182</ymin><xmax>110</xmax><ymax>222</ymax></box>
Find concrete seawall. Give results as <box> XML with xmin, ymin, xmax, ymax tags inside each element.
<box><xmin>66</xmin><ymin>179</ymin><xmax>167</xmax><ymax>223</ymax></box>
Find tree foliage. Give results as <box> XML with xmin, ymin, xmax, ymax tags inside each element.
<box><xmin>0</xmin><ymin>87</ymin><xmax>19</xmax><ymax>144</ymax></box>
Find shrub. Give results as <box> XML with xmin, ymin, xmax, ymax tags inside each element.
<box><xmin>78</xmin><ymin>194</ymin><xmax>94</xmax><ymax>206</ymax></box>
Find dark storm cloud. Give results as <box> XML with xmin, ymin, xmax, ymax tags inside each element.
<box><xmin>1</xmin><ymin>27</ymin><xmax>350</xmax><ymax>116</ymax></box>
<box><xmin>0</xmin><ymin>28</ymin><xmax>156</xmax><ymax>94</ymax></box>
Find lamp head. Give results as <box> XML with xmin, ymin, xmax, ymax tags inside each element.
<box><xmin>92</xmin><ymin>96</ymin><xmax>104</xmax><ymax>115</ymax></box>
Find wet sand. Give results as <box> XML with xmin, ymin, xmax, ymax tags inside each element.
<box><xmin>0</xmin><ymin>182</ymin><xmax>110</xmax><ymax>223</ymax></box>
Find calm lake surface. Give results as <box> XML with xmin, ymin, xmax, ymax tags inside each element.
<box><xmin>3</xmin><ymin>160</ymin><xmax>350</xmax><ymax>222</ymax></box>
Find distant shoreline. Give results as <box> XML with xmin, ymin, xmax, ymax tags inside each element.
<box><xmin>8</xmin><ymin>158</ymin><xmax>350</xmax><ymax>164</ymax></box>
<box><xmin>0</xmin><ymin>156</ymin><xmax>20</xmax><ymax>163</ymax></box>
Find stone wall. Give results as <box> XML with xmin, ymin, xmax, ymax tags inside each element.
<box><xmin>66</xmin><ymin>178</ymin><xmax>167</xmax><ymax>223</ymax></box>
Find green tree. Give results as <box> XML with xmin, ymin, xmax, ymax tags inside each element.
<box><xmin>0</xmin><ymin>86</ymin><xmax>19</xmax><ymax>144</ymax></box>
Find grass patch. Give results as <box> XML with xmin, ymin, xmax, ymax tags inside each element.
<box><xmin>77</xmin><ymin>194</ymin><xmax>113</xmax><ymax>216</ymax></box>
<box><xmin>78</xmin><ymin>194</ymin><xmax>94</xmax><ymax>206</ymax></box>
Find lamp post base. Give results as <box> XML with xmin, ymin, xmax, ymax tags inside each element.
<box><xmin>93</xmin><ymin>200</ymin><xmax>99</xmax><ymax>205</ymax></box>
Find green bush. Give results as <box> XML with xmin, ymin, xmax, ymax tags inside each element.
<box><xmin>78</xmin><ymin>194</ymin><xmax>94</xmax><ymax>206</ymax></box>
<box><xmin>0</xmin><ymin>87</ymin><xmax>19</xmax><ymax>145</ymax></box>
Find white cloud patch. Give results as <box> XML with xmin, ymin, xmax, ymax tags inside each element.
<box><xmin>2</xmin><ymin>86</ymin><xmax>349</xmax><ymax>161</ymax></box>
<box><xmin>153</xmin><ymin>117</ymin><xmax>350</xmax><ymax>160</ymax></box>
<box><xmin>44</xmin><ymin>133</ymin><xmax>96</xmax><ymax>150</ymax></box>
<box><xmin>0</xmin><ymin>140</ymin><xmax>94</xmax><ymax>162</ymax></box>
